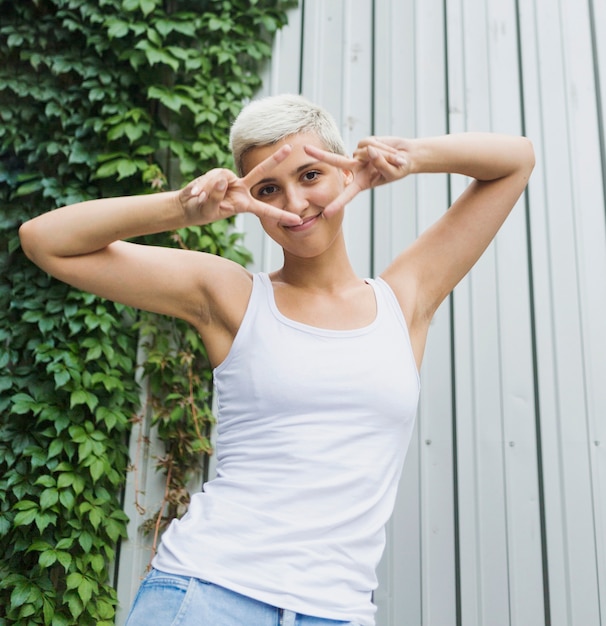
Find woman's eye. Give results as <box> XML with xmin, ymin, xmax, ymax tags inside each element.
<box><xmin>258</xmin><ymin>184</ymin><xmax>279</xmax><ymax>197</ymax></box>
<box><xmin>303</xmin><ymin>170</ymin><xmax>320</xmax><ymax>182</ymax></box>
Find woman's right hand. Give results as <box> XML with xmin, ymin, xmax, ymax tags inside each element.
<box><xmin>179</xmin><ymin>144</ymin><xmax>303</xmax><ymax>227</ymax></box>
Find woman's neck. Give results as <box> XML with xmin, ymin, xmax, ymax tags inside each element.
<box><xmin>276</xmin><ymin>251</ymin><xmax>360</xmax><ymax>291</ymax></box>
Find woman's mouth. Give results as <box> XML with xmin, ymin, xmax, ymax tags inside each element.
<box><xmin>284</xmin><ymin>212</ymin><xmax>323</xmax><ymax>231</ymax></box>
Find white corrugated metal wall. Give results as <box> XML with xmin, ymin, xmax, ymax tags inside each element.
<box><xmin>116</xmin><ymin>1</ymin><xmax>606</xmax><ymax>624</ymax></box>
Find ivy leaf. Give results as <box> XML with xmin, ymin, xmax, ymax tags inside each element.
<box><xmin>56</xmin><ymin>550</ymin><xmax>72</xmax><ymax>571</ymax></box>
<box><xmin>123</xmin><ymin>0</ymin><xmax>158</xmax><ymax>16</ymax></box>
<box><xmin>89</xmin><ymin>553</ymin><xmax>104</xmax><ymax>573</ymax></box>
<box><xmin>35</xmin><ymin>511</ymin><xmax>58</xmax><ymax>533</ymax></box>
<box><xmin>140</xmin><ymin>0</ymin><xmax>157</xmax><ymax>16</ymax></box>
<box><xmin>66</xmin><ymin>572</ymin><xmax>84</xmax><ymax>591</ymax></box>
<box><xmin>154</xmin><ymin>18</ymin><xmax>174</xmax><ymax>37</ymax></box>
<box><xmin>0</xmin><ymin>376</ymin><xmax>10</xmax><ymax>393</ymax></box>
<box><xmin>39</xmin><ymin>488</ymin><xmax>59</xmax><ymax>510</ymax></box>
<box><xmin>121</xmin><ymin>0</ymin><xmax>139</xmax><ymax>11</ymax></box>
<box><xmin>53</xmin><ymin>367</ymin><xmax>72</xmax><ymax>388</ymax></box>
<box><xmin>35</xmin><ymin>475</ymin><xmax>56</xmax><ymax>488</ymax></box>
<box><xmin>59</xmin><ymin>488</ymin><xmax>75</xmax><ymax>510</ymax></box>
<box><xmin>105</xmin><ymin>19</ymin><xmax>129</xmax><ymax>39</ymax></box>
<box><xmin>70</xmin><ymin>389</ymin><xmax>99</xmax><ymax>412</ymax></box>
<box><xmin>14</xmin><ymin>508</ymin><xmax>38</xmax><ymax>527</ymax></box>
<box><xmin>95</xmin><ymin>406</ymin><xmax>125</xmax><ymax>430</ymax></box>
<box><xmin>39</xmin><ymin>550</ymin><xmax>58</xmax><ymax>568</ymax></box>
<box><xmin>10</xmin><ymin>393</ymin><xmax>39</xmax><ymax>415</ymax></box>
<box><xmin>7</xmin><ymin>33</ymin><xmax>24</xmax><ymax>47</ymax></box>
<box><xmin>117</xmin><ymin>159</ymin><xmax>138</xmax><ymax>179</ymax></box>
<box><xmin>65</xmin><ymin>589</ymin><xmax>84</xmax><ymax>618</ymax></box>
<box><xmin>148</xmin><ymin>85</ymin><xmax>185</xmax><ymax>112</ymax></box>
<box><xmin>13</xmin><ymin>500</ymin><xmax>38</xmax><ymax>511</ymax></box>
<box><xmin>14</xmin><ymin>179</ymin><xmax>43</xmax><ymax>197</ymax></box>
<box><xmin>27</xmin><ymin>540</ymin><xmax>53</xmax><ymax>553</ymax></box>
<box><xmin>68</xmin><ymin>142</ymin><xmax>92</xmax><ymax>165</ymax></box>
<box><xmin>43</xmin><ymin>597</ymin><xmax>54</xmax><ymax>624</ymax></box>
<box><xmin>208</xmin><ymin>16</ymin><xmax>231</xmax><ymax>32</ymax></box>
<box><xmin>48</xmin><ymin>439</ymin><xmax>63</xmax><ymax>459</ymax></box>
<box><xmin>77</xmin><ymin>576</ymin><xmax>95</xmax><ymax>605</ymax></box>
<box><xmin>89</xmin><ymin>87</ymin><xmax>106</xmax><ymax>102</ymax></box>
<box><xmin>19</xmin><ymin>604</ymin><xmax>37</xmax><ymax>618</ymax></box>
<box><xmin>137</xmin><ymin>43</ymin><xmax>180</xmax><ymax>71</ymax></box>
<box><xmin>94</xmin><ymin>160</ymin><xmax>120</xmax><ymax>179</ymax></box>
<box><xmin>89</xmin><ymin>459</ymin><xmax>105</xmax><ymax>482</ymax></box>
<box><xmin>10</xmin><ymin>582</ymin><xmax>30</xmax><ymax>607</ymax></box>
<box><xmin>78</xmin><ymin>531</ymin><xmax>93</xmax><ymax>552</ymax></box>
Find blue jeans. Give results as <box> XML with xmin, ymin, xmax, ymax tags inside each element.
<box><xmin>124</xmin><ymin>569</ymin><xmax>363</xmax><ymax>626</ymax></box>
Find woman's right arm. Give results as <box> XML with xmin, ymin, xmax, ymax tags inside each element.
<box><xmin>19</xmin><ymin>175</ymin><xmax>235</xmax><ymax>326</ymax></box>
<box><xmin>19</xmin><ymin>148</ymin><xmax>301</xmax><ymax>363</ymax></box>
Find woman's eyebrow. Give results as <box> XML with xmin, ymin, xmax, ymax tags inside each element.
<box><xmin>254</xmin><ymin>161</ymin><xmax>322</xmax><ymax>186</ymax></box>
<box><xmin>291</xmin><ymin>160</ymin><xmax>322</xmax><ymax>175</ymax></box>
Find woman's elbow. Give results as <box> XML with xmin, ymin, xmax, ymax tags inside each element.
<box><xmin>521</xmin><ymin>136</ymin><xmax>536</xmax><ymax>175</ymax></box>
<box><xmin>19</xmin><ymin>219</ymin><xmax>37</xmax><ymax>262</ymax></box>
<box><xmin>19</xmin><ymin>218</ymin><xmax>49</xmax><ymax>268</ymax></box>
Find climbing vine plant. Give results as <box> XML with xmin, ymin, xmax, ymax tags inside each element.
<box><xmin>0</xmin><ymin>0</ymin><xmax>296</xmax><ymax>624</ymax></box>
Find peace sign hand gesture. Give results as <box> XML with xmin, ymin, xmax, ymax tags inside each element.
<box><xmin>304</xmin><ymin>137</ymin><xmax>412</xmax><ymax>216</ymax></box>
<box><xmin>178</xmin><ymin>144</ymin><xmax>303</xmax><ymax>227</ymax></box>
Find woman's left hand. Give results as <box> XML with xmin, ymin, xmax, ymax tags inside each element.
<box><xmin>304</xmin><ymin>137</ymin><xmax>412</xmax><ymax>216</ymax></box>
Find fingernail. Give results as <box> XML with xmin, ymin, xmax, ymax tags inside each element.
<box><xmin>217</xmin><ymin>179</ymin><xmax>227</xmax><ymax>191</ymax></box>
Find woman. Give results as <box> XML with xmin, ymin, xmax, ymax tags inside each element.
<box><xmin>19</xmin><ymin>94</ymin><xmax>535</xmax><ymax>626</ymax></box>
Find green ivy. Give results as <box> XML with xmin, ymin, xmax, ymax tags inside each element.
<box><xmin>0</xmin><ymin>0</ymin><xmax>296</xmax><ymax>623</ymax></box>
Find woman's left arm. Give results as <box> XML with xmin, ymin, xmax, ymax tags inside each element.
<box><xmin>380</xmin><ymin>133</ymin><xmax>535</xmax><ymax>323</ymax></box>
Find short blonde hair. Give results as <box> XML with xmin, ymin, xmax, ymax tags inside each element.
<box><xmin>229</xmin><ymin>94</ymin><xmax>347</xmax><ymax>175</ymax></box>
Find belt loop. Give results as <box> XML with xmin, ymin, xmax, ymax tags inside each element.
<box><xmin>279</xmin><ymin>608</ymin><xmax>297</xmax><ymax>626</ymax></box>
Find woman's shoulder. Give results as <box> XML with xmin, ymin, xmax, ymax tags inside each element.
<box><xmin>191</xmin><ymin>259</ymin><xmax>255</xmax><ymax>367</ymax></box>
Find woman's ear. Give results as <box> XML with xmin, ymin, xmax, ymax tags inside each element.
<box><xmin>342</xmin><ymin>169</ymin><xmax>354</xmax><ymax>185</ymax></box>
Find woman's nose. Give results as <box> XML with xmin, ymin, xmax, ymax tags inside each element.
<box><xmin>284</xmin><ymin>187</ymin><xmax>309</xmax><ymax>214</ymax></box>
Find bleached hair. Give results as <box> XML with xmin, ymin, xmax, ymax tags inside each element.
<box><xmin>229</xmin><ymin>94</ymin><xmax>347</xmax><ymax>175</ymax></box>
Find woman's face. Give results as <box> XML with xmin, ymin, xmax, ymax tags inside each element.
<box><xmin>242</xmin><ymin>132</ymin><xmax>352</xmax><ymax>258</ymax></box>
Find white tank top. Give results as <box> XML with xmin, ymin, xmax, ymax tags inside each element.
<box><xmin>153</xmin><ymin>273</ymin><xmax>420</xmax><ymax>626</ymax></box>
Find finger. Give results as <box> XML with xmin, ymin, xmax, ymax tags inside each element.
<box><xmin>367</xmin><ymin>143</ymin><xmax>406</xmax><ymax>163</ymax></box>
<box><xmin>353</xmin><ymin>141</ymin><xmax>400</xmax><ymax>161</ymax></box>
<box><xmin>190</xmin><ymin>170</ymin><xmax>228</xmax><ymax>198</ymax></box>
<box><xmin>303</xmin><ymin>144</ymin><xmax>357</xmax><ymax>169</ymax></box>
<box><xmin>366</xmin><ymin>136</ymin><xmax>403</xmax><ymax>151</ymax></box>
<box><xmin>241</xmin><ymin>144</ymin><xmax>292</xmax><ymax>186</ymax></box>
<box><xmin>189</xmin><ymin>186</ymin><xmax>207</xmax><ymax>203</ymax></box>
<box><xmin>354</xmin><ymin>136</ymin><xmax>400</xmax><ymax>156</ymax></box>
<box><xmin>209</xmin><ymin>176</ymin><xmax>228</xmax><ymax>197</ymax></box>
<box><xmin>219</xmin><ymin>196</ymin><xmax>302</xmax><ymax>226</ymax></box>
<box><xmin>323</xmin><ymin>182</ymin><xmax>364</xmax><ymax>217</ymax></box>
<box><xmin>248</xmin><ymin>200</ymin><xmax>303</xmax><ymax>226</ymax></box>
<box><xmin>366</xmin><ymin>146</ymin><xmax>407</xmax><ymax>181</ymax></box>
<box><xmin>189</xmin><ymin>177</ymin><xmax>207</xmax><ymax>199</ymax></box>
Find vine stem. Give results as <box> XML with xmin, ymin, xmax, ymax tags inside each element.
<box><xmin>132</xmin><ymin>389</ymin><xmax>152</xmax><ymax>516</ymax></box>
<box><xmin>187</xmin><ymin>358</ymin><xmax>206</xmax><ymax>443</ymax></box>
<box><xmin>150</xmin><ymin>459</ymin><xmax>172</xmax><ymax>564</ymax></box>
